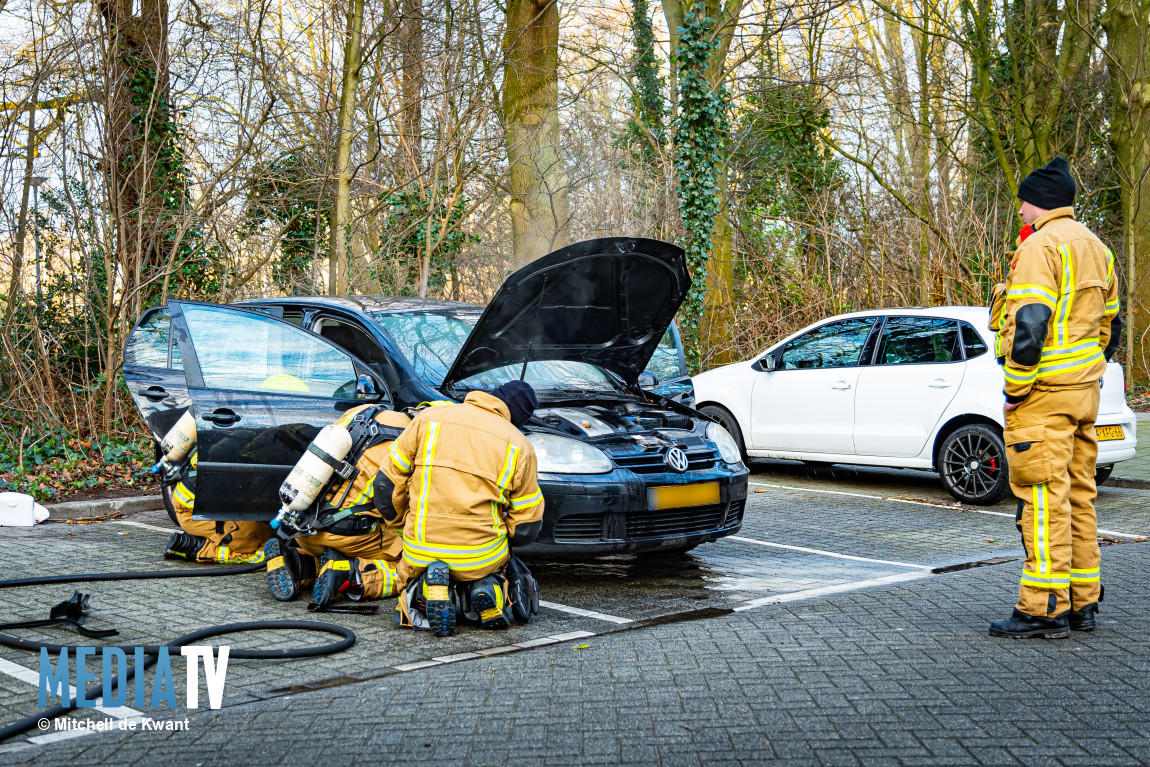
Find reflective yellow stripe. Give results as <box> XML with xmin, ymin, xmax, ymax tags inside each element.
<box><xmin>1106</xmin><ymin>247</ymin><xmax>1115</xmax><ymax>287</ymax></box>
<box><xmin>509</xmin><ymin>490</ymin><xmax>543</xmax><ymax>510</ymax></box>
<box><xmin>1105</xmin><ymin>299</ymin><xmax>1121</xmax><ymax>317</ymax></box>
<box><xmin>1006</xmin><ymin>284</ymin><xmax>1057</xmax><ymax>308</ymax></box>
<box><xmin>1003</xmin><ymin>366</ymin><xmax>1037</xmax><ymax>384</ymax></box>
<box><xmin>402</xmin><ymin>535</ymin><xmax>509</xmax><ymax>573</ymax></box>
<box><xmin>497</xmin><ymin>445</ymin><xmax>520</xmax><ymax>493</ymax></box>
<box><xmin>1069</xmin><ymin>567</ymin><xmax>1100</xmax><ymax>582</ymax></box>
<box><xmin>1039</xmin><ymin>338</ymin><xmax>1099</xmax><ymax>361</ymax></box>
<box><xmin>416</xmin><ymin>422</ymin><xmax>441</xmax><ymax>542</ymax></box>
<box><xmin>173</xmin><ymin>483</ymin><xmax>195</xmax><ymax>505</ymax></box>
<box><xmin>1036</xmin><ymin>350</ymin><xmax>1105</xmax><ymax>378</ymax></box>
<box><xmin>390</xmin><ymin>442</ymin><xmax>413</xmax><ymax>473</ymax></box>
<box><xmin>1056</xmin><ymin>244</ymin><xmax>1075</xmax><ymax>346</ymax></box>
<box><xmin>1034</xmin><ymin>483</ymin><xmax>1050</xmax><ymax>576</ymax></box>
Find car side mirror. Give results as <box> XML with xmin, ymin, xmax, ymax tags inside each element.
<box><xmin>754</xmin><ymin>353</ymin><xmax>778</xmax><ymax>372</ymax></box>
<box><xmin>356</xmin><ymin>374</ymin><xmax>383</xmax><ymax>402</ymax></box>
<box><xmin>638</xmin><ymin>371</ymin><xmax>659</xmax><ymax>388</ymax></box>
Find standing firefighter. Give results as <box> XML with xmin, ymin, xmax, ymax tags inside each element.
<box><xmin>264</xmin><ymin>406</ymin><xmax>413</xmax><ymax>607</ymax></box>
<box><xmin>988</xmin><ymin>157</ymin><xmax>1122</xmax><ymax>639</ymax></box>
<box><xmin>381</xmin><ymin>381</ymin><xmax>545</xmax><ymax>637</ymax></box>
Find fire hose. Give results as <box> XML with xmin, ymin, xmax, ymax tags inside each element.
<box><xmin>0</xmin><ymin>566</ymin><xmax>357</xmax><ymax>744</ymax></box>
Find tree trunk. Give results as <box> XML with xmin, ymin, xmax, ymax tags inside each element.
<box><xmin>502</xmin><ymin>0</ymin><xmax>569</xmax><ymax>267</ymax></box>
<box><xmin>5</xmin><ymin>94</ymin><xmax>36</xmax><ymax>326</ymax></box>
<box><xmin>329</xmin><ymin>0</ymin><xmax>367</xmax><ymax>294</ymax></box>
<box><xmin>1103</xmin><ymin>0</ymin><xmax>1150</xmax><ymax>381</ymax></box>
<box><xmin>398</xmin><ymin>0</ymin><xmax>424</xmax><ymax>180</ymax></box>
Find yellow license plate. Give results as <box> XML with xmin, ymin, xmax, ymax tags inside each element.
<box><xmin>647</xmin><ymin>482</ymin><xmax>721</xmax><ymax>511</ymax></box>
<box><xmin>1096</xmin><ymin>425</ymin><xmax>1125</xmax><ymax>441</ymax></box>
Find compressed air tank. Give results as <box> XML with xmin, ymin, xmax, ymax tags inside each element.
<box><xmin>276</xmin><ymin>424</ymin><xmax>354</xmax><ymax>518</ymax></box>
<box><xmin>159</xmin><ymin>411</ymin><xmax>197</xmax><ymax>463</ymax></box>
<box><xmin>151</xmin><ymin>411</ymin><xmax>198</xmax><ymax>480</ymax></box>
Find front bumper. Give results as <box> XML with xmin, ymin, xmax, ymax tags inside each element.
<box><xmin>516</xmin><ymin>462</ymin><xmax>750</xmax><ymax>558</ymax></box>
<box><xmin>1096</xmin><ymin>407</ymin><xmax>1138</xmax><ymax>465</ymax></box>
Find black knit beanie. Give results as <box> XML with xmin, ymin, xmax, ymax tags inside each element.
<box><xmin>491</xmin><ymin>380</ymin><xmax>539</xmax><ymax>428</ymax></box>
<box><xmin>1017</xmin><ymin>157</ymin><xmax>1076</xmax><ymax>210</ymax></box>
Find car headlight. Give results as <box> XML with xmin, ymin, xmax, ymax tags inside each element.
<box><xmin>706</xmin><ymin>422</ymin><xmax>742</xmax><ymax>464</ymax></box>
<box><xmin>526</xmin><ymin>434</ymin><xmax>613</xmax><ymax>474</ymax></box>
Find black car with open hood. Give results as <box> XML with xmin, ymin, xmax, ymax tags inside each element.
<box><xmin>122</xmin><ymin>237</ymin><xmax>747</xmax><ymax>557</ymax></box>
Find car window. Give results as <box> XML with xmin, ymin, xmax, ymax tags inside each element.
<box><xmin>125</xmin><ymin>310</ymin><xmax>171</xmax><ymax>369</ymax></box>
<box><xmin>960</xmin><ymin>321</ymin><xmax>988</xmax><ymax>359</ymax></box>
<box><xmin>181</xmin><ymin>305</ymin><xmax>358</xmax><ymax>399</ymax></box>
<box><xmin>646</xmin><ymin>328</ymin><xmax>684</xmax><ymax>382</ymax></box>
<box><xmin>371</xmin><ymin>310</ymin><xmax>478</xmax><ymax>385</ymax></box>
<box><xmin>876</xmin><ymin>317</ymin><xmax>960</xmax><ymax>365</ymax></box>
<box><xmin>779</xmin><ymin>318</ymin><xmax>875</xmax><ymax>370</ymax></box>
<box><xmin>457</xmin><ymin>361</ymin><xmax>618</xmax><ymax>392</ymax></box>
<box><xmin>125</xmin><ymin>309</ymin><xmax>183</xmax><ymax>370</ymax></box>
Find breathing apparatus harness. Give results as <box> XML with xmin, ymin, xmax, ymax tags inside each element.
<box><xmin>277</xmin><ymin>404</ymin><xmax>403</xmax><ymax>537</ymax></box>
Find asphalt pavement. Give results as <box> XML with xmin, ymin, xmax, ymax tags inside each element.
<box><xmin>1</xmin><ymin>459</ymin><xmax>1148</xmax><ymax>765</ymax></box>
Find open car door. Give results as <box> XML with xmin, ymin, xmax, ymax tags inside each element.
<box><xmin>122</xmin><ymin>307</ymin><xmax>192</xmax><ymax>440</ymax></box>
<box><xmin>169</xmin><ymin>301</ymin><xmax>389</xmax><ymax>521</ymax></box>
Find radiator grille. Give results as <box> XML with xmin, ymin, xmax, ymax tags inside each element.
<box><xmin>625</xmin><ymin>503</ymin><xmax>727</xmax><ymax>539</ymax></box>
<box><xmin>612</xmin><ymin>449</ymin><xmax>720</xmax><ymax>474</ymax></box>
<box><xmin>553</xmin><ymin>514</ymin><xmax>605</xmax><ymax>541</ymax></box>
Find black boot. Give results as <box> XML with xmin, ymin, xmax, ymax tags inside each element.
<box><xmin>422</xmin><ymin>560</ymin><xmax>456</xmax><ymax>637</ymax></box>
<box><xmin>312</xmin><ymin>549</ymin><xmax>360</xmax><ymax>607</ymax></box>
<box><xmin>468</xmin><ymin>576</ymin><xmax>511</xmax><ymax>630</ymax></box>
<box><xmin>1069</xmin><ymin>603</ymin><xmax>1099</xmax><ymax>632</ymax></box>
<box><xmin>989</xmin><ymin>608</ymin><xmax>1070</xmax><ymax>639</ymax></box>
<box><xmin>264</xmin><ymin>538</ymin><xmax>317</xmax><ymax>602</ymax></box>
<box><xmin>165</xmin><ymin>532</ymin><xmax>206</xmax><ymax>560</ymax></box>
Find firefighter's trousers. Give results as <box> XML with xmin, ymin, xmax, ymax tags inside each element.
<box><xmin>1006</xmin><ymin>383</ymin><xmax>1102</xmax><ymax>617</ymax></box>
<box><xmin>294</xmin><ymin>522</ymin><xmax>402</xmax><ymax>598</ymax></box>
<box><xmin>173</xmin><ymin>483</ymin><xmax>272</xmax><ymax>564</ymax></box>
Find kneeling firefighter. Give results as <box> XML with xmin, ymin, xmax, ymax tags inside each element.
<box><xmin>381</xmin><ymin>381</ymin><xmax>544</xmax><ymax>637</ymax></box>
<box><xmin>155</xmin><ymin>412</ymin><xmax>273</xmax><ymax>564</ymax></box>
<box><xmin>264</xmin><ymin>405</ymin><xmax>413</xmax><ymax>607</ymax></box>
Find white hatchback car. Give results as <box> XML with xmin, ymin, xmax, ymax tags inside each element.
<box><xmin>693</xmin><ymin>306</ymin><xmax>1137</xmax><ymax>505</ymax></box>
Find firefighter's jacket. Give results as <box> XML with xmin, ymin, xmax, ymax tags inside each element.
<box><xmin>989</xmin><ymin>207</ymin><xmax>1121</xmax><ymax>402</ymax></box>
<box><xmin>381</xmin><ymin>391</ymin><xmax>545</xmax><ymax>576</ymax></box>
<box><xmin>321</xmin><ymin>405</ymin><xmax>412</xmax><ymax>558</ymax></box>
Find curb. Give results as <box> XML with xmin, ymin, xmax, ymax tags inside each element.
<box><xmin>45</xmin><ymin>494</ymin><xmax>165</xmax><ymax>520</ymax></box>
<box><xmin>1109</xmin><ymin>477</ymin><xmax>1150</xmax><ymax>490</ymax></box>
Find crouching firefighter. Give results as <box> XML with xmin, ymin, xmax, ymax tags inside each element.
<box><xmin>164</xmin><ymin>448</ymin><xmax>275</xmax><ymax>564</ymax></box>
<box><xmin>382</xmin><ymin>381</ymin><xmax>545</xmax><ymax>637</ymax></box>
<box><xmin>264</xmin><ymin>405</ymin><xmax>413</xmax><ymax>608</ymax></box>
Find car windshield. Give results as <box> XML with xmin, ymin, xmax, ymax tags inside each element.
<box><xmin>369</xmin><ymin>310</ymin><xmax>623</xmax><ymax>393</ymax></box>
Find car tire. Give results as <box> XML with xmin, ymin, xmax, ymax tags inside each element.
<box><xmin>938</xmin><ymin>424</ymin><xmax>1011</xmax><ymax>505</ymax></box>
<box><xmin>161</xmin><ymin>482</ymin><xmax>179</xmax><ymax>524</ymax></box>
<box><xmin>154</xmin><ymin>443</ymin><xmax>180</xmax><ymax>524</ymax></box>
<box><xmin>699</xmin><ymin>405</ymin><xmax>746</xmax><ymax>461</ymax></box>
<box><xmin>1095</xmin><ymin>464</ymin><xmax>1114</xmax><ymax>485</ymax></box>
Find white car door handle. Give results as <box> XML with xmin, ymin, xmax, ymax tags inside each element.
<box><xmin>929</xmin><ymin>379</ymin><xmax>952</xmax><ymax>388</ymax></box>
<box><xmin>831</xmin><ymin>381</ymin><xmax>852</xmax><ymax>390</ymax></box>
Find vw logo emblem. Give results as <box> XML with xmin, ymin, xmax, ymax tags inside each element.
<box><xmin>664</xmin><ymin>447</ymin><xmax>689</xmax><ymax>472</ymax></box>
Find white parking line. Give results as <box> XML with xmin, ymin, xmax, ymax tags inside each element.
<box><xmin>750</xmin><ymin>481</ymin><xmax>1149</xmax><ymax>539</ymax></box>
<box><xmin>539</xmin><ymin>601</ymin><xmax>633</xmax><ymax>624</ymax></box>
<box><xmin>0</xmin><ymin>657</ymin><xmax>145</xmax><ymax>720</ymax></box>
<box><xmin>726</xmin><ymin>535</ymin><xmax>933</xmax><ymax>570</ymax></box>
<box><xmin>734</xmin><ymin>570</ymin><xmax>932</xmax><ymax>611</ymax></box>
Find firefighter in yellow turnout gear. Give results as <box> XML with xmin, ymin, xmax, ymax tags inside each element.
<box><xmin>264</xmin><ymin>406</ymin><xmax>412</xmax><ymax>606</ymax></box>
<box><xmin>164</xmin><ymin>449</ymin><xmax>274</xmax><ymax>564</ymax></box>
<box><xmin>380</xmin><ymin>381</ymin><xmax>545</xmax><ymax>636</ymax></box>
<box><xmin>988</xmin><ymin>157</ymin><xmax>1122</xmax><ymax>639</ymax></box>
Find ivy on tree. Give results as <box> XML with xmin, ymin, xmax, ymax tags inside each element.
<box><xmin>673</xmin><ymin>13</ymin><xmax>729</xmax><ymax>371</ymax></box>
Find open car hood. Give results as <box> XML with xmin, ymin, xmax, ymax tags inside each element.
<box><xmin>441</xmin><ymin>238</ymin><xmax>690</xmax><ymax>389</ymax></box>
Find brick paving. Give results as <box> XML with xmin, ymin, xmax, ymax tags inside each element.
<box><xmin>0</xmin><ymin>464</ymin><xmax>1147</xmax><ymax>765</ymax></box>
